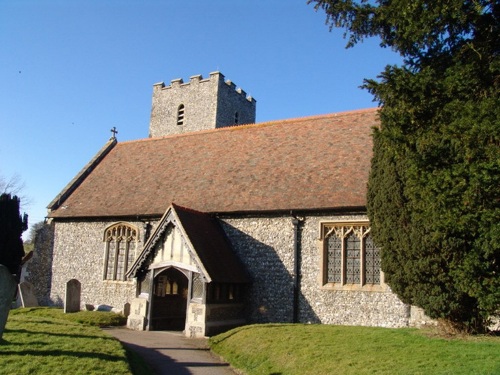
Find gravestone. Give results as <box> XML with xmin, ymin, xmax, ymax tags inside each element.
<box><xmin>0</xmin><ymin>265</ymin><xmax>17</xmax><ymax>339</ymax></box>
<box><xmin>123</xmin><ymin>302</ymin><xmax>131</xmax><ymax>317</ymax></box>
<box><xmin>18</xmin><ymin>281</ymin><xmax>38</xmax><ymax>307</ymax></box>
<box><xmin>64</xmin><ymin>279</ymin><xmax>81</xmax><ymax>313</ymax></box>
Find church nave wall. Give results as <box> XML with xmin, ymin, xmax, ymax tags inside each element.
<box><xmin>49</xmin><ymin>221</ymin><xmax>141</xmax><ymax>310</ymax></box>
<box><xmin>221</xmin><ymin>213</ymin><xmax>412</xmax><ymax>328</ymax></box>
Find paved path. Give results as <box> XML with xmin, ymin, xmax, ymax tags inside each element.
<box><xmin>104</xmin><ymin>327</ymin><xmax>238</xmax><ymax>375</ymax></box>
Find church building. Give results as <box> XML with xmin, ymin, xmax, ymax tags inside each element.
<box><xmin>43</xmin><ymin>72</ymin><xmax>423</xmax><ymax>337</ymax></box>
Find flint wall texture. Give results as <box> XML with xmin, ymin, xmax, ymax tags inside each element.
<box><xmin>222</xmin><ymin>213</ymin><xmax>411</xmax><ymax>328</ymax></box>
<box><xmin>49</xmin><ymin>213</ymin><xmax>419</xmax><ymax>328</ymax></box>
<box><xmin>49</xmin><ymin>221</ymin><xmax>141</xmax><ymax>309</ymax></box>
<box><xmin>24</xmin><ymin>223</ymin><xmax>54</xmax><ymax>305</ymax></box>
<box><xmin>221</xmin><ymin>216</ymin><xmax>296</xmax><ymax>323</ymax></box>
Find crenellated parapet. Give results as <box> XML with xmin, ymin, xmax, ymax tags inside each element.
<box><xmin>152</xmin><ymin>72</ymin><xmax>256</xmax><ymax>104</ymax></box>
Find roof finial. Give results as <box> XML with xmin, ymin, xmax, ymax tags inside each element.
<box><xmin>110</xmin><ymin>126</ymin><xmax>118</xmax><ymax>140</ymax></box>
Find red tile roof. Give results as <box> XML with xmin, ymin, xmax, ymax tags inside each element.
<box><xmin>48</xmin><ymin>108</ymin><xmax>378</xmax><ymax>219</ymax></box>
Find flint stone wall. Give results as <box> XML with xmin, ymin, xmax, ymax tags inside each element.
<box><xmin>24</xmin><ymin>223</ymin><xmax>54</xmax><ymax>305</ymax></box>
<box><xmin>50</xmin><ymin>212</ymin><xmax>417</xmax><ymax>329</ymax></box>
<box><xmin>49</xmin><ymin>220</ymin><xmax>144</xmax><ymax>309</ymax></box>
<box><xmin>222</xmin><ymin>213</ymin><xmax>410</xmax><ymax>328</ymax></box>
<box><xmin>221</xmin><ymin>216</ymin><xmax>295</xmax><ymax>323</ymax></box>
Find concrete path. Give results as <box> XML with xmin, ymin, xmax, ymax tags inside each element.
<box><xmin>104</xmin><ymin>327</ymin><xmax>238</xmax><ymax>375</ymax></box>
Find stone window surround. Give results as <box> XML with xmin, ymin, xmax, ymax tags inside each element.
<box><xmin>103</xmin><ymin>222</ymin><xmax>139</xmax><ymax>282</ymax></box>
<box><xmin>318</xmin><ymin>220</ymin><xmax>388</xmax><ymax>292</ymax></box>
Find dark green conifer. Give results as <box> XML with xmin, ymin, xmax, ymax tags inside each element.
<box><xmin>310</xmin><ymin>0</ymin><xmax>499</xmax><ymax>331</ymax></box>
<box><xmin>0</xmin><ymin>193</ymin><xmax>28</xmax><ymax>279</ymax></box>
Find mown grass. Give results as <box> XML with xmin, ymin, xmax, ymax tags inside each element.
<box><xmin>0</xmin><ymin>307</ymin><xmax>150</xmax><ymax>375</ymax></box>
<box><xmin>209</xmin><ymin>324</ymin><xmax>500</xmax><ymax>375</ymax></box>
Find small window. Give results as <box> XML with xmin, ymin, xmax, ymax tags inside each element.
<box><xmin>191</xmin><ymin>273</ymin><xmax>204</xmax><ymax>300</ymax></box>
<box><xmin>234</xmin><ymin>111</ymin><xmax>239</xmax><ymax>124</ymax></box>
<box><xmin>154</xmin><ymin>275</ymin><xmax>179</xmax><ymax>296</ymax></box>
<box><xmin>177</xmin><ymin>104</ymin><xmax>185</xmax><ymax>125</ymax></box>
<box><xmin>206</xmin><ymin>283</ymin><xmax>242</xmax><ymax>302</ymax></box>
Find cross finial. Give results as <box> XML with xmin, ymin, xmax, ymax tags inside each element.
<box><xmin>110</xmin><ymin>126</ymin><xmax>118</xmax><ymax>140</ymax></box>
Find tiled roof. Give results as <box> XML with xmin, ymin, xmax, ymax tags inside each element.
<box><xmin>48</xmin><ymin>108</ymin><xmax>378</xmax><ymax>218</ymax></box>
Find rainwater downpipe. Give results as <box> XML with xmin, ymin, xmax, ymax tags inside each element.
<box><xmin>291</xmin><ymin>214</ymin><xmax>304</xmax><ymax>323</ymax></box>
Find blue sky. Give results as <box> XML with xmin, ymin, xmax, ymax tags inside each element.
<box><xmin>0</xmin><ymin>0</ymin><xmax>401</xmax><ymax>239</ymax></box>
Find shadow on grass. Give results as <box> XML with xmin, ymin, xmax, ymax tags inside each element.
<box><xmin>0</xmin><ymin>339</ymin><xmax>51</xmax><ymax>346</ymax></box>
<box><xmin>0</xmin><ymin>348</ymin><xmax>125</xmax><ymax>362</ymax></box>
<box><xmin>4</xmin><ymin>328</ymin><xmax>117</xmax><ymax>340</ymax></box>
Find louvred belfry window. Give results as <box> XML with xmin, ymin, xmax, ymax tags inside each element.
<box><xmin>103</xmin><ymin>223</ymin><xmax>138</xmax><ymax>281</ymax></box>
<box><xmin>324</xmin><ymin>223</ymin><xmax>381</xmax><ymax>286</ymax></box>
<box><xmin>177</xmin><ymin>104</ymin><xmax>185</xmax><ymax>125</ymax></box>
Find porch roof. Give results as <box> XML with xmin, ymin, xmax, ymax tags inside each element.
<box><xmin>128</xmin><ymin>204</ymin><xmax>249</xmax><ymax>284</ymax></box>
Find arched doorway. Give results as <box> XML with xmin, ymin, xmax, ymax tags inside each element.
<box><xmin>151</xmin><ymin>268</ymin><xmax>188</xmax><ymax>330</ymax></box>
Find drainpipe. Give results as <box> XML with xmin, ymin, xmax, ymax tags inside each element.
<box><xmin>291</xmin><ymin>214</ymin><xmax>304</xmax><ymax>323</ymax></box>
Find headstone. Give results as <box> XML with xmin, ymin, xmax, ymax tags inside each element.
<box><xmin>0</xmin><ymin>265</ymin><xmax>17</xmax><ymax>339</ymax></box>
<box><xmin>123</xmin><ymin>302</ymin><xmax>131</xmax><ymax>317</ymax></box>
<box><xmin>127</xmin><ymin>297</ymin><xmax>148</xmax><ymax>331</ymax></box>
<box><xmin>18</xmin><ymin>281</ymin><xmax>38</xmax><ymax>307</ymax></box>
<box><xmin>64</xmin><ymin>279</ymin><xmax>81</xmax><ymax>313</ymax></box>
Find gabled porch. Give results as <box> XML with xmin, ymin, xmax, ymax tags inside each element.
<box><xmin>126</xmin><ymin>204</ymin><xmax>249</xmax><ymax>337</ymax></box>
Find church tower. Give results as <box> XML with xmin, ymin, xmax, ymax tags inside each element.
<box><xmin>149</xmin><ymin>72</ymin><xmax>256</xmax><ymax>138</ymax></box>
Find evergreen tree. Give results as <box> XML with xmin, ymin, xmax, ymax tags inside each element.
<box><xmin>309</xmin><ymin>0</ymin><xmax>499</xmax><ymax>331</ymax></box>
<box><xmin>0</xmin><ymin>193</ymin><xmax>28</xmax><ymax>279</ymax></box>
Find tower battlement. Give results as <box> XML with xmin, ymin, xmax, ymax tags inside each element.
<box><xmin>149</xmin><ymin>72</ymin><xmax>256</xmax><ymax>138</ymax></box>
<box><xmin>153</xmin><ymin>72</ymin><xmax>255</xmax><ymax>104</ymax></box>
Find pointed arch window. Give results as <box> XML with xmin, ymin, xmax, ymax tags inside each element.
<box><xmin>177</xmin><ymin>104</ymin><xmax>185</xmax><ymax>125</ymax></box>
<box><xmin>103</xmin><ymin>223</ymin><xmax>138</xmax><ymax>281</ymax></box>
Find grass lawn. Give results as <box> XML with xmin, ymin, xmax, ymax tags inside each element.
<box><xmin>209</xmin><ymin>324</ymin><xmax>500</xmax><ymax>375</ymax></box>
<box><xmin>0</xmin><ymin>307</ymin><xmax>149</xmax><ymax>375</ymax></box>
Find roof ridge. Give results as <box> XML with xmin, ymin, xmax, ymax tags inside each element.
<box><xmin>253</xmin><ymin>107</ymin><xmax>378</xmax><ymax>127</ymax></box>
<box><xmin>118</xmin><ymin>107</ymin><xmax>379</xmax><ymax>146</ymax></box>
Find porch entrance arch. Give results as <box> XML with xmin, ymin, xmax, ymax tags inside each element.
<box><xmin>151</xmin><ymin>267</ymin><xmax>188</xmax><ymax>330</ymax></box>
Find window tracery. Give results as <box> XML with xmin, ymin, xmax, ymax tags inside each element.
<box><xmin>103</xmin><ymin>223</ymin><xmax>138</xmax><ymax>281</ymax></box>
<box><xmin>322</xmin><ymin>222</ymin><xmax>381</xmax><ymax>288</ymax></box>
